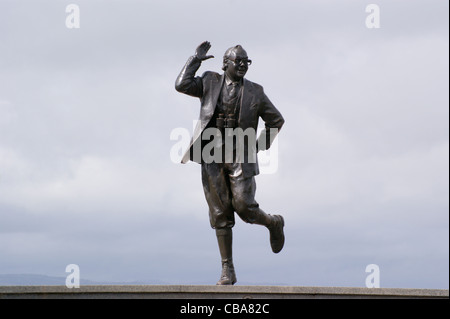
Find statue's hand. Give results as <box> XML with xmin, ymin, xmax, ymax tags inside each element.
<box><xmin>195</xmin><ymin>41</ymin><xmax>214</xmax><ymax>61</ymax></box>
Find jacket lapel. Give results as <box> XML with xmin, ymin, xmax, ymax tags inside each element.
<box><xmin>239</xmin><ymin>79</ymin><xmax>255</xmax><ymax>129</ymax></box>
<box><xmin>200</xmin><ymin>74</ymin><xmax>224</xmax><ymax>131</ymax></box>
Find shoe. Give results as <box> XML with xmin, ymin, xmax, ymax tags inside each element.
<box><xmin>216</xmin><ymin>260</ymin><xmax>237</xmax><ymax>285</ymax></box>
<box><xmin>268</xmin><ymin>215</ymin><xmax>285</xmax><ymax>253</ymax></box>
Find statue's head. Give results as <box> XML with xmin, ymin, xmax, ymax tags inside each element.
<box><xmin>222</xmin><ymin>45</ymin><xmax>252</xmax><ymax>81</ymax></box>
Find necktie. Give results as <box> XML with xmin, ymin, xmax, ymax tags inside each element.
<box><xmin>229</xmin><ymin>82</ymin><xmax>239</xmax><ymax>101</ymax></box>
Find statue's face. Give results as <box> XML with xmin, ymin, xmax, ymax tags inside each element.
<box><xmin>225</xmin><ymin>48</ymin><xmax>250</xmax><ymax>81</ymax></box>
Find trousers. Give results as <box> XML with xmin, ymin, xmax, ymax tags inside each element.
<box><xmin>201</xmin><ymin>162</ymin><xmax>271</xmax><ymax>229</ymax></box>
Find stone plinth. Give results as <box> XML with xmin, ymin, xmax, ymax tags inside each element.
<box><xmin>0</xmin><ymin>285</ymin><xmax>448</xmax><ymax>299</ymax></box>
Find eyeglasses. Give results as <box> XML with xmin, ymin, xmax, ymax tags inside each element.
<box><xmin>228</xmin><ymin>57</ymin><xmax>252</xmax><ymax>66</ymax></box>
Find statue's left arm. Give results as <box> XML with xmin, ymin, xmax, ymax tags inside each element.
<box><xmin>257</xmin><ymin>91</ymin><xmax>285</xmax><ymax>151</ymax></box>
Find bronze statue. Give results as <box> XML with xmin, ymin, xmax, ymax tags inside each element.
<box><xmin>175</xmin><ymin>41</ymin><xmax>285</xmax><ymax>285</ymax></box>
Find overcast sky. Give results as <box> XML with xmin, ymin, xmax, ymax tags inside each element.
<box><xmin>0</xmin><ymin>0</ymin><xmax>448</xmax><ymax>288</ymax></box>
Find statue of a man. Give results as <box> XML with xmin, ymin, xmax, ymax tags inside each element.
<box><xmin>175</xmin><ymin>41</ymin><xmax>285</xmax><ymax>285</ymax></box>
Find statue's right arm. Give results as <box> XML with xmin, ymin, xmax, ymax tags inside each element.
<box><xmin>175</xmin><ymin>56</ymin><xmax>203</xmax><ymax>98</ymax></box>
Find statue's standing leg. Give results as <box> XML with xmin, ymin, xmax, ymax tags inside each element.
<box><xmin>215</xmin><ymin>228</ymin><xmax>237</xmax><ymax>285</ymax></box>
<box><xmin>201</xmin><ymin>163</ymin><xmax>237</xmax><ymax>285</ymax></box>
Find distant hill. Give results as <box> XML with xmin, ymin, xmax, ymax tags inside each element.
<box><xmin>0</xmin><ymin>274</ymin><xmax>168</xmax><ymax>286</ymax></box>
<box><xmin>0</xmin><ymin>274</ymin><xmax>286</xmax><ymax>286</ymax></box>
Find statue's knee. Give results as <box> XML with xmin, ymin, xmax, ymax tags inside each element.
<box><xmin>234</xmin><ymin>202</ymin><xmax>256</xmax><ymax>224</ymax></box>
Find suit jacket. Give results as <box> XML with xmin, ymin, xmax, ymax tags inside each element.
<box><xmin>175</xmin><ymin>56</ymin><xmax>285</xmax><ymax>178</ymax></box>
